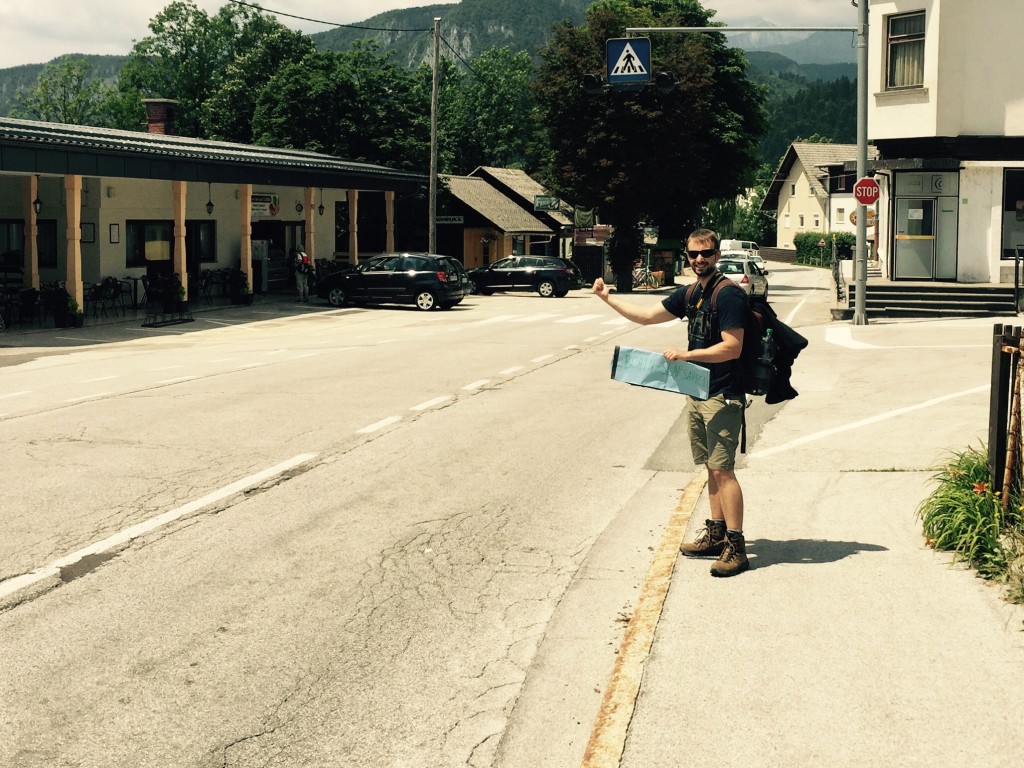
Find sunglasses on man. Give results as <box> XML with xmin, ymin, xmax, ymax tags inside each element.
<box><xmin>685</xmin><ymin>248</ymin><xmax>718</xmax><ymax>259</ymax></box>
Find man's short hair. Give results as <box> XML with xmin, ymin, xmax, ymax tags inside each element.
<box><xmin>687</xmin><ymin>228</ymin><xmax>719</xmax><ymax>249</ymax></box>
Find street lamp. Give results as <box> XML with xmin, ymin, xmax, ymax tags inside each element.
<box><xmin>32</xmin><ymin>175</ymin><xmax>42</xmax><ymax>214</ymax></box>
<box><xmin>205</xmin><ymin>182</ymin><xmax>214</xmax><ymax>215</ymax></box>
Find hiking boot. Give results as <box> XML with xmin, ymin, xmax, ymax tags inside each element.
<box><xmin>680</xmin><ymin>518</ymin><xmax>726</xmax><ymax>558</ymax></box>
<box><xmin>711</xmin><ymin>530</ymin><xmax>750</xmax><ymax>577</ymax></box>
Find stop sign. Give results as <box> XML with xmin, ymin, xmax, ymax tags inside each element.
<box><xmin>853</xmin><ymin>177</ymin><xmax>880</xmax><ymax>205</ymax></box>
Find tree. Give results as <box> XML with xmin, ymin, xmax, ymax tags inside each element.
<box><xmin>252</xmin><ymin>43</ymin><xmax>431</xmax><ymax>172</ymax></box>
<box><xmin>534</xmin><ymin>0</ymin><xmax>766</xmax><ymax>290</ymax></box>
<box><xmin>444</xmin><ymin>47</ymin><xmax>539</xmax><ymax>174</ymax></box>
<box><xmin>115</xmin><ymin>0</ymin><xmax>309</xmax><ymax>139</ymax></box>
<box><xmin>10</xmin><ymin>56</ymin><xmax>112</xmax><ymax>125</ymax></box>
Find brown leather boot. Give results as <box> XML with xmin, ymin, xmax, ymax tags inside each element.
<box><xmin>680</xmin><ymin>518</ymin><xmax>726</xmax><ymax>558</ymax></box>
<box><xmin>710</xmin><ymin>530</ymin><xmax>749</xmax><ymax>577</ymax></box>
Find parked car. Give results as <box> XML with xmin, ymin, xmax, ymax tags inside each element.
<box><xmin>316</xmin><ymin>252</ymin><xmax>469</xmax><ymax>311</ymax></box>
<box><xmin>720</xmin><ymin>250</ymin><xmax>769</xmax><ymax>275</ymax></box>
<box><xmin>467</xmin><ymin>256</ymin><xmax>578</xmax><ymax>297</ymax></box>
<box><xmin>717</xmin><ymin>258</ymin><xmax>769</xmax><ymax>298</ymax></box>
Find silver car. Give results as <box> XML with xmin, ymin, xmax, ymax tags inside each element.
<box><xmin>718</xmin><ymin>258</ymin><xmax>768</xmax><ymax>298</ymax></box>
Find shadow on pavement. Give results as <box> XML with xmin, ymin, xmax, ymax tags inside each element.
<box><xmin>746</xmin><ymin>538</ymin><xmax>888</xmax><ymax>568</ymax></box>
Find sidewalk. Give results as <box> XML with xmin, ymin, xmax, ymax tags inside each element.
<box><xmin>622</xmin><ymin>315</ymin><xmax>1024</xmax><ymax>767</ymax></box>
<box><xmin>0</xmin><ymin>290</ymin><xmax>316</xmax><ymax>347</ymax></box>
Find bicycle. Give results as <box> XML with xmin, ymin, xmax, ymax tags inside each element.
<box><xmin>632</xmin><ymin>264</ymin><xmax>659</xmax><ymax>290</ymax></box>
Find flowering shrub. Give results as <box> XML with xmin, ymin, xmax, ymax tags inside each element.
<box><xmin>917</xmin><ymin>446</ymin><xmax>1012</xmax><ymax>581</ymax></box>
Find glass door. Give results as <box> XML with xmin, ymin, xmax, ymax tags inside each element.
<box><xmin>894</xmin><ymin>198</ymin><xmax>935</xmax><ymax>279</ymax></box>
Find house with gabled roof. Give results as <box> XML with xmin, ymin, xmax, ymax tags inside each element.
<box><xmin>439</xmin><ymin>174</ymin><xmax>557</xmax><ymax>269</ymax></box>
<box><xmin>762</xmin><ymin>142</ymin><xmax>880</xmax><ymax>250</ymax></box>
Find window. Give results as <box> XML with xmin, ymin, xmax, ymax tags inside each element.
<box><xmin>887</xmin><ymin>11</ymin><xmax>925</xmax><ymax>89</ymax></box>
<box><xmin>0</xmin><ymin>219</ymin><xmax>24</xmax><ymax>271</ymax></box>
<box><xmin>37</xmin><ymin>220</ymin><xmax>57</xmax><ymax>269</ymax></box>
<box><xmin>837</xmin><ymin>208</ymin><xmax>846</xmax><ymax>224</ymax></box>
<box><xmin>187</xmin><ymin>220</ymin><xmax>216</xmax><ymax>264</ymax></box>
<box><xmin>125</xmin><ymin>220</ymin><xmax>173</xmax><ymax>268</ymax></box>
<box><xmin>836</xmin><ymin>174</ymin><xmax>848</xmax><ymax>192</ymax></box>
<box><xmin>783</xmin><ymin>213</ymin><xmax>791</xmax><ymax>229</ymax></box>
<box><xmin>790</xmin><ymin>183</ymin><xmax>797</xmax><ymax>196</ymax></box>
<box><xmin>799</xmin><ymin>214</ymin><xmax>805</xmax><ymax>228</ymax></box>
<box><xmin>1002</xmin><ymin>169</ymin><xmax>1024</xmax><ymax>259</ymax></box>
<box><xmin>813</xmin><ymin>214</ymin><xmax>820</xmax><ymax>228</ymax></box>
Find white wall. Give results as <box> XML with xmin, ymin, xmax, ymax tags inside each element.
<box><xmin>871</xmin><ymin>0</ymin><xmax>1024</xmax><ymax>139</ymax></box>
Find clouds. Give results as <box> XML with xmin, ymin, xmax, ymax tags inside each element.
<box><xmin>0</xmin><ymin>1</ymin><xmax>459</xmax><ymax>69</ymax></box>
<box><xmin>0</xmin><ymin>0</ymin><xmax>849</xmax><ymax>70</ymax></box>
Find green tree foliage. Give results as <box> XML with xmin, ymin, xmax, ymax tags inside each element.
<box><xmin>534</xmin><ymin>0</ymin><xmax>765</xmax><ymax>289</ymax></box>
<box><xmin>759</xmin><ymin>76</ymin><xmax>856</xmax><ymax>167</ymax></box>
<box><xmin>116</xmin><ymin>0</ymin><xmax>307</xmax><ymax>139</ymax></box>
<box><xmin>10</xmin><ymin>56</ymin><xmax>113</xmax><ymax>125</ymax></box>
<box><xmin>445</xmin><ymin>47</ymin><xmax>538</xmax><ymax>173</ymax></box>
<box><xmin>252</xmin><ymin>43</ymin><xmax>431</xmax><ymax>172</ymax></box>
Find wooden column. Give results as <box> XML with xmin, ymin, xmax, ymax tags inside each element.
<box><xmin>348</xmin><ymin>190</ymin><xmax>359</xmax><ymax>264</ymax></box>
<box><xmin>172</xmin><ymin>180</ymin><xmax>187</xmax><ymax>298</ymax></box>
<box><xmin>305</xmin><ymin>187</ymin><xmax>315</xmax><ymax>257</ymax></box>
<box><xmin>385</xmin><ymin>190</ymin><xmax>395</xmax><ymax>252</ymax></box>
<box><xmin>25</xmin><ymin>175</ymin><xmax>39</xmax><ymax>288</ymax></box>
<box><xmin>239</xmin><ymin>184</ymin><xmax>252</xmax><ymax>284</ymax></box>
<box><xmin>64</xmin><ymin>175</ymin><xmax>83</xmax><ymax>309</ymax></box>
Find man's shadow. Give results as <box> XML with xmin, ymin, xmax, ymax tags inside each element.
<box><xmin>745</xmin><ymin>539</ymin><xmax>887</xmax><ymax>569</ymax></box>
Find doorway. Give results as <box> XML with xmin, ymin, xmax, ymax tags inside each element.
<box><xmin>892</xmin><ymin>172</ymin><xmax>959</xmax><ymax>280</ymax></box>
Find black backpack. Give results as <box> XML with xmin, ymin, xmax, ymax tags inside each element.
<box><xmin>684</xmin><ymin>274</ymin><xmax>808</xmax><ymax>405</ymax></box>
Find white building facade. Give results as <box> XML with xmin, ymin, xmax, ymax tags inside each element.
<box><xmin>869</xmin><ymin>0</ymin><xmax>1024</xmax><ymax>282</ymax></box>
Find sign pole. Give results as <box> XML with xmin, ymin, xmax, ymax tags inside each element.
<box><xmin>854</xmin><ymin>1</ymin><xmax>870</xmax><ymax>325</ymax></box>
<box><xmin>428</xmin><ymin>17</ymin><xmax>440</xmax><ymax>254</ymax></box>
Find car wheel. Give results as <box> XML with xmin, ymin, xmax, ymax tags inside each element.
<box><xmin>415</xmin><ymin>291</ymin><xmax>438</xmax><ymax>311</ymax></box>
<box><xmin>762</xmin><ymin>286</ymin><xmax>769</xmax><ymax>299</ymax></box>
<box><xmin>538</xmin><ymin>280</ymin><xmax>556</xmax><ymax>298</ymax></box>
<box><xmin>554</xmin><ymin>289</ymin><xmax>569</xmax><ymax>298</ymax></box>
<box><xmin>327</xmin><ymin>287</ymin><xmax>346</xmax><ymax>307</ymax></box>
<box><xmin>469</xmin><ymin>279</ymin><xmax>481</xmax><ymax>295</ymax></box>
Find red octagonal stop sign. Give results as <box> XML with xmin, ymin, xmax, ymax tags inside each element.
<box><xmin>854</xmin><ymin>177</ymin><xmax>880</xmax><ymax>205</ymax></box>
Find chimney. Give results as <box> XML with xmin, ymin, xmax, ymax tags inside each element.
<box><xmin>142</xmin><ymin>98</ymin><xmax>180</xmax><ymax>135</ymax></box>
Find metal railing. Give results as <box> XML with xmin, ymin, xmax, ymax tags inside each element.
<box><xmin>990</xmin><ymin>324</ymin><xmax>1023</xmax><ymax>502</ymax></box>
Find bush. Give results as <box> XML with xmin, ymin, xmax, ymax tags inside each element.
<box><xmin>793</xmin><ymin>231</ymin><xmax>856</xmax><ymax>267</ymax></box>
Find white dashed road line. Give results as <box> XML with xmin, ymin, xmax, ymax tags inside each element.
<box><xmin>410</xmin><ymin>396</ymin><xmax>451</xmax><ymax>411</ymax></box>
<box><xmin>462</xmin><ymin>379</ymin><xmax>490</xmax><ymax>391</ymax></box>
<box><xmin>356</xmin><ymin>416</ymin><xmax>402</xmax><ymax>434</ymax></box>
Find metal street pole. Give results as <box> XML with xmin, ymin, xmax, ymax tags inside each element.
<box><xmin>853</xmin><ymin>1</ymin><xmax>870</xmax><ymax>325</ymax></box>
<box><xmin>428</xmin><ymin>17</ymin><xmax>440</xmax><ymax>254</ymax></box>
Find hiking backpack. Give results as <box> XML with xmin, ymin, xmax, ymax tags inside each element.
<box><xmin>684</xmin><ymin>274</ymin><xmax>808</xmax><ymax>405</ymax></box>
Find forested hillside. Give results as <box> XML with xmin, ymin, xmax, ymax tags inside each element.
<box><xmin>311</xmin><ymin>0</ymin><xmax>591</xmax><ymax>67</ymax></box>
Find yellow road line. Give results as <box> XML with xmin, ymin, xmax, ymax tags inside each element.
<box><xmin>581</xmin><ymin>474</ymin><xmax>707</xmax><ymax>768</ymax></box>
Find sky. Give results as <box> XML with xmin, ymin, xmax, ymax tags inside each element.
<box><xmin>0</xmin><ymin>0</ymin><xmax>854</xmax><ymax>70</ymax></box>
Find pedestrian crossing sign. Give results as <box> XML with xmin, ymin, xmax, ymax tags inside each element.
<box><xmin>606</xmin><ymin>37</ymin><xmax>651</xmax><ymax>86</ymax></box>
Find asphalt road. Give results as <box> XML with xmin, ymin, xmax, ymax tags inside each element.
<box><xmin>0</xmin><ymin>265</ymin><xmax>833</xmax><ymax>767</ymax></box>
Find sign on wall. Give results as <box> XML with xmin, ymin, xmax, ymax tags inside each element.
<box><xmin>252</xmin><ymin>193</ymin><xmax>279</xmax><ymax>217</ymax></box>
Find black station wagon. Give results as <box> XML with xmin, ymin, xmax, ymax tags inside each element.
<box><xmin>467</xmin><ymin>256</ymin><xmax>578</xmax><ymax>298</ymax></box>
<box><xmin>316</xmin><ymin>253</ymin><xmax>469</xmax><ymax>311</ymax></box>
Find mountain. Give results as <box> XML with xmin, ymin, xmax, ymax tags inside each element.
<box><xmin>311</xmin><ymin>0</ymin><xmax>592</xmax><ymax>67</ymax></box>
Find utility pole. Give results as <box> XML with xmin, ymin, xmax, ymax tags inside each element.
<box><xmin>853</xmin><ymin>1</ymin><xmax>870</xmax><ymax>325</ymax></box>
<box><xmin>428</xmin><ymin>17</ymin><xmax>440</xmax><ymax>254</ymax></box>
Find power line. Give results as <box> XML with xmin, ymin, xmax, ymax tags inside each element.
<box><xmin>226</xmin><ymin>0</ymin><xmax>433</xmax><ymax>33</ymax></box>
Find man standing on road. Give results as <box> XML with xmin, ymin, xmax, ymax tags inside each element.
<box><xmin>592</xmin><ymin>228</ymin><xmax>750</xmax><ymax>577</ymax></box>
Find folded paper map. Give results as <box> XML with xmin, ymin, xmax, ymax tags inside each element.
<box><xmin>610</xmin><ymin>345</ymin><xmax>710</xmax><ymax>399</ymax></box>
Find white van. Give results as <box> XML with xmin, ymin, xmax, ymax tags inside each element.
<box><xmin>719</xmin><ymin>239</ymin><xmax>759</xmax><ymax>256</ymax></box>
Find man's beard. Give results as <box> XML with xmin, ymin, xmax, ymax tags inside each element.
<box><xmin>691</xmin><ymin>260</ymin><xmax>715</xmax><ymax>278</ymax></box>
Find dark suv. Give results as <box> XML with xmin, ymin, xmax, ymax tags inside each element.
<box><xmin>467</xmin><ymin>256</ymin><xmax>578</xmax><ymax>298</ymax></box>
<box><xmin>316</xmin><ymin>253</ymin><xmax>469</xmax><ymax>311</ymax></box>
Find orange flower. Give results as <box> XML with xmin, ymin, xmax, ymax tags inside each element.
<box><xmin>972</xmin><ymin>481</ymin><xmax>989</xmax><ymax>495</ymax></box>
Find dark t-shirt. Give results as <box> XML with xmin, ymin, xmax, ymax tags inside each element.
<box><xmin>662</xmin><ymin>275</ymin><xmax>747</xmax><ymax>398</ymax></box>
